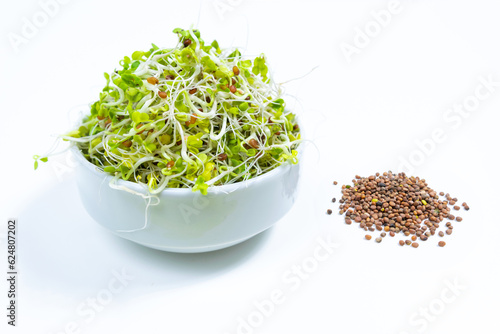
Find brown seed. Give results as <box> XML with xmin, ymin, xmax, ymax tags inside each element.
<box><xmin>333</xmin><ymin>181</ymin><xmax>338</xmax><ymax>185</ymax></box>
<box><xmin>183</xmin><ymin>39</ymin><xmax>192</xmax><ymax>47</ymax></box>
<box><xmin>439</xmin><ymin>192</ymin><xmax>444</xmax><ymax>196</ymax></box>
<box><xmin>375</xmin><ymin>237</ymin><xmax>382</xmax><ymax>243</ymax></box>
<box><xmin>411</xmin><ymin>235</ymin><xmax>417</xmax><ymax>241</ymax></box>
<box><xmin>390</xmin><ymin>231</ymin><xmax>395</xmax><ymax>237</ymax></box>
<box><xmin>411</xmin><ymin>242</ymin><xmax>419</xmax><ymax>248</ymax></box>
<box><xmin>166</xmin><ymin>161</ymin><xmax>175</xmax><ymax>169</ymax></box>
<box><xmin>399</xmin><ymin>240</ymin><xmax>405</xmax><ymax>246</ymax></box>
<box><xmin>147</xmin><ymin>77</ymin><xmax>159</xmax><ymax>85</ymax></box>
<box><xmin>438</xmin><ymin>241</ymin><xmax>446</xmax><ymax>247</ymax></box>
<box><xmin>345</xmin><ymin>218</ymin><xmax>352</xmax><ymax>225</ymax></box>
<box><xmin>456</xmin><ymin>216</ymin><xmax>462</xmax><ymax>222</ymax></box>
<box><xmin>217</xmin><ymin>153</ymin><xmax>228</xmax><ymax>161</ymax></box>
<box><xmin>158</xmin><ymin>91</ymin><xmax>167</xmax><ymax>99</ymax></box>
<box><xmin>365</xmin><ymin>235</ymin><xmax>372</xmax><ymax>240</ymax></box>
<box><xmin>105</xmin><ymin>118</ymin><xmax>112</xmax><ymax>127</ymax></box>
<box><xmin>332</xmin><ymin>198</ymin><xmax>336</xmax><ymax>203</ymax></box>
<box><xmin>189</xmin><ymin>88</ymin><xmax>198</xmax><ymax>94</ymax></box>
<box><xmin>165</xmin><ymin>74</ymin><xmax>175</xmax><ymax>80</ymax></box>
<box><xmin>248</xmin><ymin>138</ymin><xmax>259</xmax><ymax>149</ymax></box>
<box><xmin>233</xmin><ymin>66</ymin><xmax>240</xmax><ymax>76</ymax></box>
<box><xmin>380</xmin><ymin>232</ymin><xmax>386</xmax><ymax>237</ymax></box>
<box><xmin>122</xmin><ymin>140</ymin><xmax>132</xmax><ymax>148</ymax></box>
<box><xmin>185</xmin><ymin>115</ymin><xmax>197</xmax><ymax>126</ymax></box>
<box><xmin>230</xmin><ymin>85</ymin><xmax>237</xmax><ymax>93</ymax></box>
<box><xmin>453</xmin><ymin>205</ymin><xmax>460</xmax><ymax>211</ymax></box>
<box><xmin>405</xmin><ymin>240</ymin><xmax>412</xmax><ymax>245</ymax></box>
<box><xmin>446</xmin><ymin>229</ymin><xmax>452</xmax><ymax>235</ymax></box>
<box><xmin>327</xmin><ymin>209</ymin><xmax>332</xmax><ymax>215</ymax></box>
<box><xmin>438</xmin><ymin>231</ymin><xmax>444</xmax><ymax>237</ymax></box>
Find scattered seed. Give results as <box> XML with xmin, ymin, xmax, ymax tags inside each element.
<box><xmin>375</xmin><ymin>237</ymin><xmax>382</xmax><ymax>243</ymax></box>
<box><xmin>189</xmin><ymin>88</ymin><xmax>198</xmax><ymax>94</ymax></box>
<box><xmin>438</xmin><ymin>231</ymin><xmax>444</xmax><ymax>237</ymax></box>
<box><xmin>333</xmin><ymin>181</ymin><xmax>338</xmax><ymax>185</ymax></box>
<box><xmin>217</xmin><ymin>153</ymin><xmax>228</xmax><ymax>161</ymax></box>
<box><xmin>438</xmin><ymin>241</ymin><xmax>446</xmax><ymax>247</ymax></box>
<box><xmin>411</xmin><ymin>242</ymin><xmax>419</xmax><ymax>248</ymax></box>
<box><xmin>456</xmin><ymin>216</ymin><xmax>462</xmax><ymax>222</ymax></box>
<box><xmin>326</xmin><ymin>209</ymin><xmax>332</xmax><ymax>215</ymax></box>
<box><xmin>158</xmin><ymin>91</ymin><xmax>167</xmax><ymax>99</ymax></box>
<box><xmin>381</xmin><ymin>232</ymin><xmax>387</xmax><ymax>237</ymax></box>
<box><xmin>230</xmin><ymin>85</ymin><xmax>237</xmax><ymax>93</ymax></box>
<box><xmin>122</xmin><ymin>140</ymin><xmax>132</xmax><ymax>148</ymax></box>
<box><xmin>405</xmin><ymin>240</ymin><xmax>412</xmax><ymax>245</ymax></box>
<box><xmin>334</xmin><ymin>171</ymin><xmax>468</xmax><ymax>248</ymax></box>
<box><xmin>446</xmin><ymin>229</ymin><xmax>453</xmax><ymax>235</ymax></box>
<box><xmin>183</xmin><ymin>39</ymin><xmax>192</xmax><ymax>47</ymax></box>
<box><xmin>332</xmin><ymin>198</ymin><xmax>336</xmax><ymax>203</ymax></box>
<box><xmin>365</xmin><ymin>235</ymin><xmax>372</xmax><ymax>240</ymax></box>
<box><xmin>399</xmin><ymin>240</ymin><xmax>405</xmax><ymax>246</ymax></box>
<box><xmin>233</xmin><ymin>66</ymin><xmax>240</xmax><ymax>76</ymax></box>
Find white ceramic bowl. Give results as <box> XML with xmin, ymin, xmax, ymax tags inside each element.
<box><xmin>72</xmin><ymin>147</ymin><xmax>300</xmax><ymax>253</ymax></box>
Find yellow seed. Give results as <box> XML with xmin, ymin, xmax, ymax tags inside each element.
<box><xmin>372</xmin><ymin>199</ymin><xmax>378</xmax><ymax>203</ymax></box>
<box><xmin>422</xmin><ymin>200</ymin><xmax>428</xmax><ymax>205</ymax></box>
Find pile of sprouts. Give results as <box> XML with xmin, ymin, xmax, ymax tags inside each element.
<box><xmin>36</xmin><ymin>28</ymin><xmax>301</xmax><ymax>195</ymax></box>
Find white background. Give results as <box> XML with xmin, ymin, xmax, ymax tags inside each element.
<box><xmin>1</xmin><ymin>0</ymin><xmax>499</xmax><ymax>333</ymax></box>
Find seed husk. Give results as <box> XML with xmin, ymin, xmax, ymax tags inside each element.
<box><xmin>248</xmin><ymin>138</ymin><xmax>259</xmax><ymax>149</ymax></box>
<box><xmin>147</xmin><ymin>77</ymin><xmax>159</xmax><ymax>85</ymax></box>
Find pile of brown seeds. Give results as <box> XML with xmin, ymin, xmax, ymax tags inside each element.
<box><xmin>329</xmin><ymin>172</ymin><xmax>468</xmax><ymax>248</ymax></box>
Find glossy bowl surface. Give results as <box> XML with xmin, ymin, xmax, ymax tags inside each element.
<box><xmin>73</xmin><ymin>147</ymin><xmax>300</xmax><ymax>253</ymax></box>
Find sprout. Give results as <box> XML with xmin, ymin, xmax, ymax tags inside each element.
<box><xmin>37</xmin><ymin>28</ymin><xmax>302</xmax><ymax>194</ymax></box>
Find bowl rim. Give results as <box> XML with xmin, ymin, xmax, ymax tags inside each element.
<box><xmin>71</xmin><ymin>145</ymin><xmax>297</xmax><ymax>196</ymax></box>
